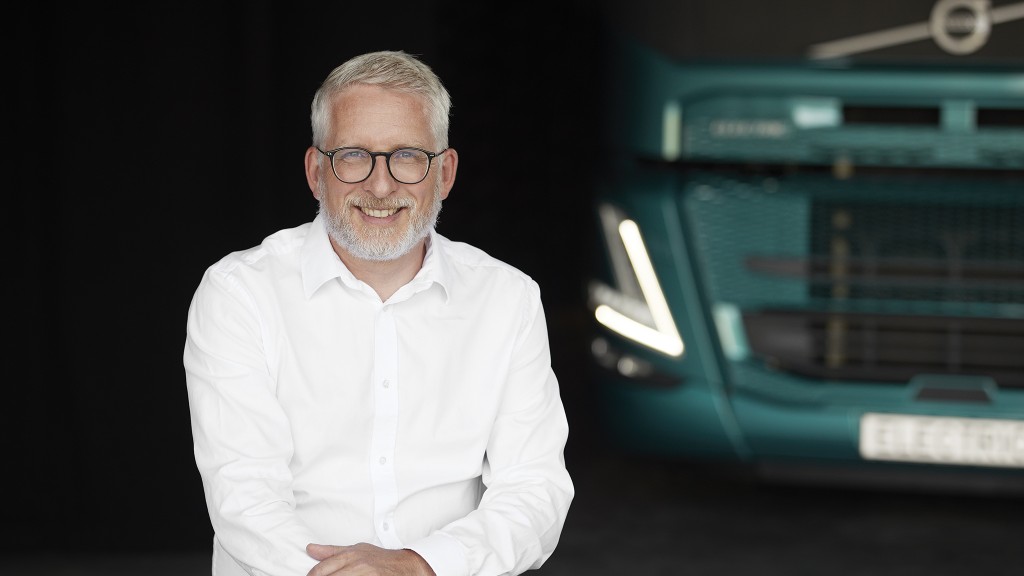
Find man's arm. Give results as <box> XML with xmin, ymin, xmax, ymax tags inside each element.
<box><xmin>405</xmin><ymin>282</ymin><xmax>575</xmax><ymax>576</ymax></box>
<box><xmin>184</xmin><ymin>265</ymin><xmax>319</xmax><ymax>575</ymax></box>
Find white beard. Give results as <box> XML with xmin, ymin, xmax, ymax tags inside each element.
<box><xmin>318</xmin><ymin>177</ymin><xmax>443</xmax><ymax>262</ymax></box>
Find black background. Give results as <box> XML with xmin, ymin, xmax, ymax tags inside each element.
<box><xmin>11</xmin><ymin>1</ymin><xmax>608</xmax><ymax>554</ymax></box>
<box><xmin>9</xmin><ymin>0</ymin><xmax>1023</xmax><ymax>558</ymax></box>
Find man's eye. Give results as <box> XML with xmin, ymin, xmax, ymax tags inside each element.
<box><xmin>340</xmin><ymin>149</ymin><xmax>369</xmax><ymax>161</ymax></box>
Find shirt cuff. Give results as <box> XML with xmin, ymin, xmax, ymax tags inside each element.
<box><xmin>405</xmin><ymin>532</ymin><xmax>469</xmax><ymax>576</ymax></box>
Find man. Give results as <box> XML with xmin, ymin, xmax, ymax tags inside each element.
<box><xmin>183</xmin><ymin>50</ymin><xmax>574</xmax><ymax>576</ymax></box>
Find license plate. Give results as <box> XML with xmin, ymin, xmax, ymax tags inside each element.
<box><xmin>859</xmin><ymin>412</ymin><xmax>1024</xmax><ymax>468</ymax></box>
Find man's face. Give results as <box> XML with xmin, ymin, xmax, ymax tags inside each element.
<box><xmin>313</xmin><ymin>84</ymin><xmax>453</xmax><ymax>262</ymax></box>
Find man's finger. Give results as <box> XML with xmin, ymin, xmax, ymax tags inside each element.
<box><xmin>306</xmin><ymin>542</ymin><xmax>344</xmax><ymax>561</ymax></box>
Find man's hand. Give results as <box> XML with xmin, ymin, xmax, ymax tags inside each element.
<box><xmin>306</xmin><ymin>542</ymin><xmax>436</xmax><ymax>576</ymax></box>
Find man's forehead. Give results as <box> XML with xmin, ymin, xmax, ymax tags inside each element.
<box><xmin>329</xmin><ymin>86</ymin><xmax>433</xmax><ymax>146</ymax></box>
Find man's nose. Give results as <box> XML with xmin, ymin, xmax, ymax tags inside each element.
<box><xmin>364</xmin><ymin>155</ymin><xmax>397</xmax><ymax>198</ymax></box>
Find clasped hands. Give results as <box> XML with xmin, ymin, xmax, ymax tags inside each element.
<box><xmin>306</xmin><ymin>542</ymin><xmax>436</xmax><ymax>576</ymax></box>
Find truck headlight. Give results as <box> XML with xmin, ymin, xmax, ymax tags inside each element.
<box><xmin>589</xmin><ymin>203</ymin><xmax>684</xmax><ymax>357</ymax></box>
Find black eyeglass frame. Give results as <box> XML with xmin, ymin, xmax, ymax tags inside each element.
<box><xmin>316</xmin><ymin>146</ymin><xmax>448</xmax><ymax>185</ymax></box>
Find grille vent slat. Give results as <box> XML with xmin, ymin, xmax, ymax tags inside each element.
<box><xmin>743</xmin><ymin>311</ymin><xmax>1024</xmax><ymax>388</ymax></box>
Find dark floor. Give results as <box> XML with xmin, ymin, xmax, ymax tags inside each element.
<box><xmin>540</xmin><ymin>452</ymin><xmax>1024</xmax><ymax>576</ymax></box>
<box><xmin>5</xmin><ymin>451</ymin><xmax>1022</xmax><ymax>576</ymax></box>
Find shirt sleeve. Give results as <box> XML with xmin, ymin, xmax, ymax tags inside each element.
<box><xmin>406</xmin><ymin>280</ymin><xmax>575</xmax><ymax>576</ymax></box>
<box><xmin>184</xmin><ymin>265</ymin><xmax>319</xmax><ymax>576</ymax></box>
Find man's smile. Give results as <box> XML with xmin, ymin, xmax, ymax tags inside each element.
<box><xmin>359</xmin><ymin>206</ymin><xmax>403</xmax><ymax>218</ymax></box>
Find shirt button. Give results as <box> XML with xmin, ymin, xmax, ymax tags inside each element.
<box><xmin>379</xmin><ymin>456</ymin><xmax>387</xmax><ymax>465</ymax></box>
<box><xmin>382</xmin><ymin>522</ymin><xmax>390</xmax><ymax>531</ymax></box>
<box><xmin>382</xmin><ymin>379</ymin><xmax>390</xmax><ymax>388</ymax></box>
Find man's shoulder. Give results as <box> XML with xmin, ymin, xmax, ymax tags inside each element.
<box><xmin>209</xmin><ymin>221</ymin><xmax>314</xmax><ymax>276</ymax></box>
<box><xmin>434</xmin><ymin>234</ymin><xmax>539</xmax><ymax>291</ymax></box>
<box><xmin>436</xmin><ymin>235</ymin><xmax>521</xmax><ymax>271</ymax></box>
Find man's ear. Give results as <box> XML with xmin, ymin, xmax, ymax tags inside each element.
<box><xmin>304</xmin><ymin>147</ymin><xmax>323</xmax><ymax>199</ymax></box>
<box><xmin>439</xmin><ymin>148</ymin><xmax>458</xmax><ymax>200</ymax></box>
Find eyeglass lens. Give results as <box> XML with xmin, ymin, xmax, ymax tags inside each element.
<box><xmin>333</xmin><ymin>148</ymin><xmax>432</xmax><ymax>184</ymax></box>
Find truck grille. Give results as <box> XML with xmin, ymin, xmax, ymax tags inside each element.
<box><xmin>683</xmin><ymin>167</ymin><xmax>1024</xmax><ymax>389</ymax></box>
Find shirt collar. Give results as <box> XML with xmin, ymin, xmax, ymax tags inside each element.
<box><xmin>412</xmin><ymin>228</ymin><xmax>452</xmax><ymax>304</ymax></box>
<box><xmin>301</xmin><ymin>212</ymin><xmax>451</xmax><ymax>303</ymax></box>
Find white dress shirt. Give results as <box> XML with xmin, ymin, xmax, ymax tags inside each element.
<box><xmin>183</xmin><ymin>213</ymin><xmax>573</xmax><ymax>576</ymax></box>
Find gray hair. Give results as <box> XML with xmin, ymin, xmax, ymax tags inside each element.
<box><xmin>310</xmin><ymin>50</ymin><xmax>452</xmax><ymax>150</ymax></box>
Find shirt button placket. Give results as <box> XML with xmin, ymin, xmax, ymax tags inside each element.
<box><xmin>372</xmin><ymin>304</ymin><xmax>401</xmax><ymax>548</ymax></box>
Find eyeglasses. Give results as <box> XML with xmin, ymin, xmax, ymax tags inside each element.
<box><xmin>316</xmin><ymin>146</ymin><xmax>447</xmax><ymax>185</ymax></box>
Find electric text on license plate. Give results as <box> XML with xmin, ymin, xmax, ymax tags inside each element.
<box><xmin>859</xmin><ymin>412</ymin><xmax>1024</xmax><ymax>468</ymax></box>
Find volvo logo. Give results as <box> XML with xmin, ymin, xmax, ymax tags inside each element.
<box><xmin>931</xmin><ymin>0</ymin><xmax>991</xmax><ymax>54</ymax></box>
<box><xmin>807</xmin><ymin>0</ymin><xmax>1024</xmax><ymax>59</ymax></box>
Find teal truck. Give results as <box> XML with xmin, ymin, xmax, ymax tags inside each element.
<box><xmin>586</xmin><ymin>15</ymin><xmax>1024</xmax><ymax>490</ymax></box>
